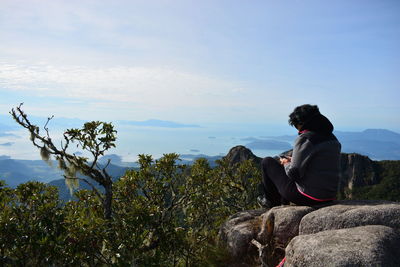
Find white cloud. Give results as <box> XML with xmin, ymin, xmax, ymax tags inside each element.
<box><xmin>0</xmin><ymin>62</ymin><xmax>252</xmax><ymax>111</ymax></box>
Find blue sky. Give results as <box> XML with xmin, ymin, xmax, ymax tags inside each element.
<box><xmin>0</xmin><ymin>0</ymin><xmax>400</xmax><ymax>160</ymax></box>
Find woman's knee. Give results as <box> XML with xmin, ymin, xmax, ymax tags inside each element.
<box><xmin>261</xmin><ymin>156</ymin><xmax>277</xmax><ymax>168</ymax></box>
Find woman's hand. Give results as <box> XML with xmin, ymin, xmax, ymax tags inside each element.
<box><xmin>280</xmin><ymin>156</ymin><xmax>291</xmax><ymax>165</ymax></box>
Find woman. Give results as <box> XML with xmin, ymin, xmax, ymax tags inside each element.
<box><xmin>258</xmin><ymin>104</ymin><xmax>341</xmax><ymax>208</ymax></box>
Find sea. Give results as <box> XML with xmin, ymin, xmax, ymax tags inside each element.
<box><xmin>1</xmin><ymin>121</ymin><xmax>295</xmax><ymax>162</ymax></box>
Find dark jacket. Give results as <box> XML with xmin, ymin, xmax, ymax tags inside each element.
<box><xmin>284</xmin><ymin>114</ymin><xmax>341</xmax><ymax>200</ymax></box>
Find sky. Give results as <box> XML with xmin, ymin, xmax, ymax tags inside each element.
<box><xmin>1</xmin><ymin>0</ymin><xmax>400</xmax><ymax>159</ymax></box>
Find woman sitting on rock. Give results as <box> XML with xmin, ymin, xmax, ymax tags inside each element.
<box><xmin>258</xmin><ymin>104</ymin><xmax>341</xmax><ymax>208</ymax></box>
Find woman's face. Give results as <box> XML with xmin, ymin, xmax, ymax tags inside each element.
<box><xmin>295</xmin><ymin>124</ymin><xmax>303</xmax><ymax>131</ymax></box>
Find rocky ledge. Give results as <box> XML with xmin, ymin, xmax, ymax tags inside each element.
<box><xmin>219</xmin><ymin>200</ymin><xmax>400</xmax><ymax>267</ymax></box>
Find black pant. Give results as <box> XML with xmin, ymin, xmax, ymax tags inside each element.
<box><xmin>261</xmin><ymin>157</ymin><xmax>329</xmax><ymax>207</ymax></box>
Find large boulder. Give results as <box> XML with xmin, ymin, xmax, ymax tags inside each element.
<box><xmin>299</xmin><ymin>200</ymin><xmax>400</xmax><ymax>234</ymax></box>
<box><xmin>218</xmin><ymin>209</ymin><xmax>265</xmax><ymax>263</ymax></box>
<box><xmin>257</xmin><ymin>205</ymin><xmax>315</xmax><ymax>266</ymax></box>
<box><xmin>219</xmin><ymin>200</ymin><xmax>400</xmax><ymax>266</ymax></box>
<box><xmin>258</xmin><ymin>206</ymin><xmax>314</xmax><ymax>245</ymax></box>
<box><xmin>285</xmin><ymin>225</ymin><xmax>400</xmax><ymax>267</ymax></box>
<box><xmin>219</xmin><ymin>206</ymin><xmax>315</xmax><ymax>266</ymax></box>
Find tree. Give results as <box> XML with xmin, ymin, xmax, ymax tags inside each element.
<box><xmin>8</xmin><ymin>104</ymin><xmax>263</xmax><ymax>265</ymax></box>
<box><xmin>10</xmin><ymin>104</ymin><xmax>117</xmax><ymax>219</ymax></box>
<box><xmin>0</xmin><ymin>155</ymin><xmax>261</xmax><ymax>266</ymax></box>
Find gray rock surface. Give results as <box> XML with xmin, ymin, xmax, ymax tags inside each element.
<box><xmin>258</xmin><ymin>206</ymin><xmax>314</xmax><ymax>246</ymax></box>
<box><xmin>219</xmin><ymin>200</ymin><xmax>400</xmax><ymax>266</ymax></box>
<box><xmin>300</xmin><ymin>200</ymin><xmax>400</xmax><ymax>235</ymax></box>
<box><xmin>285</xmin><ymin>225</ymin><xmax>400</xmax><ymax>267</ymax></box>
<box><xmin>219</xmin><ymin>209</ymin><xmax>265</xmax><ymax>260</ymax></box>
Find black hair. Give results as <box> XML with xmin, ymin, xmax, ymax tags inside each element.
<box><xmin>288</xmin><ymin>104</ymin><xmax>320</xmax><ymax>128</ymax></box>
<box><xmin>288</xmin><ymin>104</ymin><xmax>334</xmax><ymax>134</ymax></box>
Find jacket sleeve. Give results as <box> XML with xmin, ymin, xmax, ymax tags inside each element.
<box><xmin>284</xmin><ymin>135</ymin><xmax>314</xmax><ymax>181</ymax></box>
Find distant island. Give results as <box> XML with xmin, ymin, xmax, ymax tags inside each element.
<box><xmin>242</xmin><ymin>129</ymin><xmax>400</xmax><ymax>160</ymax></box>
<box><xmin>241</xmin><ymin>137</ymin><xmax>292</xmax><ymax>151</ymax></box>
<box><xmin>1</xmin><ymin>128</ymin><xmax>400</xmax><ymax>190</ymax></box>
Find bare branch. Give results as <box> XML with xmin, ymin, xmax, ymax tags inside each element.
<box><xmin>43</xmin><ymin>115</ymin><xmax>54</xmax><ymax>138</ymax></box>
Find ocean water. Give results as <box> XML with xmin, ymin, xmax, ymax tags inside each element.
<box><xmin>115</xmin><ymin>123</ymin><xmax>294</xmax><ymax>162</ymax></box>
<box><xmin>1</xmin><ymin>122</ymin><xmax>295</xmax><ymax>161</ymax></box>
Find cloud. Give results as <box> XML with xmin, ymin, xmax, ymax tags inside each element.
<box><xmin>0</xmin><ymin>132</ymin><xmax>17</xmax><ymax>138</ymax></box>
<box><xmin>0</xmin><ymin>142</ymin><xmax>14</xmax><ymax>147</ymax></box>
<box><xmin>0</xmin><ymin>62</ymin><xmax>251</xmax><ymax>111</ymax></box>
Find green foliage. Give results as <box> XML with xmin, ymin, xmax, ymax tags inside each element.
<box><xmin>351</xmin><ymin>161</ymin><xmax>400</xmax><ymax>201</ymax></box>
<box><xmin>64</xmin><ymin>121</ymin><xmax>117</xmax><ymax>157</ymax></box>
<box><xmin>109</xmin><ymin>154</ymin><xmax>260</xmax><ymax>266</ymax></box>
<box><xmin>0</xmin><ymin>154</ymin><xmax>260</xmax><ymax>266</ymax></box>
<box><xmin>0</xmin><ymin>181</ymin><xmax>65</xmax><ymax>266</ymax></box>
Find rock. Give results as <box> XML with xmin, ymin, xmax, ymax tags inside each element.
<box><xmin>260</xmin><ymin>206</ymin><xmax>314</xmax><ymax>245</ymax></box>
<box><xmin>218</xmin><ymin>209</ymin><xmax>265</xmax><ymax>261</ymax></box>
<box><xmin>257</xmin><ymin>205</ymin><xmax>315</xmax><ymax>266</ymax></box>
<box><xmin>218</xmin><ymin>147</ymin><xmax>400</xmax><ymax>266</ymax></box>
<box><xmin>223</xmin><ymin>146</ymin><xmax>262</xmax><ymax>167</ymax></box>
<box><xmin>219</xmin><ymin>200</ymin><xmax>400</xmax><ymax>266</ymax></box>
<box><xmin>339</xmin><ymin>153</ymin><xmax>381</xmax><ymax>198</ymax></box>
<box><xmin>285</xmin><ymin>225</ymin><xmax>400</xmax><ymax>267</ymax></box>
<box><xmin>300</xmin><ymin>200</ymin><xmax>400</xmax><ymax>235</ymax></box>
<box><xmin>219</xmin><ymin>205</ymin><xmax>315</xmax><ymax>266</ymax></box>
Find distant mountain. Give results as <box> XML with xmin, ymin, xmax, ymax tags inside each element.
<box><xmin>0</xmin><ymin>158</ymin><xmax>131</xmax><ymax>190</ymax></box>
<box><xmin>256</xmin><ymin>129</ymin><xmax>400</xmax><ymax>160</ymax></box>
<box><xmin>335</xmin><ymin>129</ymin><xmax>400</xmax><ymax>160</ymax></box>
<box><xmin>336</xmin><ymin>129</ymin><xmax>400</xmax><ymax>144</ymax></box>
<box><xmin>0</xmin><ymin>159</ymin><xmax>33</xmax><ymax>187</ymax></box>
<box><xmin>0</xmin><ymin>159</ymin><xmax>65</xmax><ymax>187</ymax></box>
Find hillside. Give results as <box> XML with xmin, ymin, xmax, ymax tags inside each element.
<box><xmin>0</xmin><ymin>159</ymin><xmax>64</xmax><ymax>187</ymax></box>
<box><xmin>2</xmin><ymin>145</ymin><xmax>400</xmax><ymax>202</ymax></box>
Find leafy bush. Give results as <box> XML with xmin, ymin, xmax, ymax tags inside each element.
<box><xmin>0</xmin><ymin>153</ymin><xmax>260</xmax><ymax>266</ymax></box>
<box><xmin>0</xmin><ymin>181</ymin><xmax>65</xmax><ymax>266</ymax></box>
<box><xmin>351</xmin><ymin>161</ymin><xmax>400</xmax><ymax>201</ymax></box>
